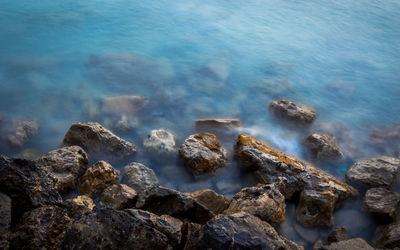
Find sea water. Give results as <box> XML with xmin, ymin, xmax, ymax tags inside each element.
<box><xmin>1</xmin><ymin>0</ymin><xmax>399</xmax><ymax>247</ymax></box>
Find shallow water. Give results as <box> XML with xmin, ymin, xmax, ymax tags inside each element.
<box><xmin>1</xmin><ymin>0</ymin><xmax>399</xmax><ymax>247</ymax></box>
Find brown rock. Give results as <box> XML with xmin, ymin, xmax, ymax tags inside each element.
<box><xmin>79</xmin><ymin>161</ymin><xmax>120</xmax><ymax>196</ymax></box>
<box><xmin>102</xmin><ymin>95</ymin><xmax>149</xmax><ymax>115</ymax></box>
<box><xmin>185</xmin><ymin>189</ymin><xmax>229</xmax><ymax>214</ymax></box>
<box><xmin>303</xmin><ymin>133</ymin><xmax>343</xmax><ymax>161</ymax></box>
<box><xmin>195</xmin><ymin>118</ymin><xmax>242</xmax><ymax>132</ymax></box>
<box><xmin>0</xmin><ymin>193</ymin><xmax>11</xmax><ymax>250</ymax></box>
<box><xmin>100</xmin><ymin>184</ymin><xmax>137</xmax><ymax>210</ymax></box>
<box><xmin>64</xmin><ymin>195</ymin><xmax>95</xmax><ymax>217</ymax></box>
<box><xmin>326</xmin><ymin>227</ymin><xmax>349</xmax><ymax>244</ymax></box>
<box><xmin>373</xmin><ymin>222</ymin><xmax>400</xmax><ymax>249</ymax></box>
<box><xmin>269</xmin><ymin>99</ymin><xmax>316</xmax><ymax>125</ymax></box>
<box><xmin>315</xmin><ymin>238</ymin><xmax>374</xmax><ymax>250</ymax></box>
<box><xmin>363</xmin><ymin>187</ymin><xmax>400</xmax><ymax>223</ymax></box>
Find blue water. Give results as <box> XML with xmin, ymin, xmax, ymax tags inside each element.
<box><xmin>1</xmin><ymin>0</ymin><xmax>400</xmax><ymax>246</ymax></box>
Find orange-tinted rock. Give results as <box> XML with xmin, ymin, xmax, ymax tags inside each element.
<box><xmin>79</xmin><ymin>161</ymin><xmax>120</xmax><ymax>196</ymax></box>
<box><xmin>185</xmin><ymin>189</ymin><xmax>229</xmax><ymax>214</ymax></box>
<box><xmin>100</xmin><ymin>184</ymin><xmax>137</xmax><ymax>210</ymax></box>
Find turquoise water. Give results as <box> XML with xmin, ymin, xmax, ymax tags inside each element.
<box><xmin>1</xmin><ymin>0</ymin><xmax>400</xmax><ymax>246</ymax></box>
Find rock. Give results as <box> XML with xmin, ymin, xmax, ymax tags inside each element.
<box><xmin>101</xmin><ymin>95</ymin><xmax>149</xmax><ymax>115</ymax></box>
<box><xmin>269</xmin><ymin>99</ymin><xmax>317</xmax><ymax>125</ymax></box>
<box><xmin>100</xmin><ymin>184</ymin><xmax>137</xmax><ymax>210</ymax></box>
<box><xmin>143</xmin><ymin>129</ymin><xmax>176</xmax><ymax>155</ymax></box>
<box><xmin>346</xmin><ymin>156</ymin><xmax>400</xmax><ymax>188</ymax></box>
<box><xmin>79</xmin><ymin>161</ymin><xmax>120</xmax><ymax>197</ymax></box>
<box><xmin>373</xmin><ymin>222</ymin><xmax>400</xmax><ymax>249</ymax></box>
<box><xmin>136</xmin><ymin>185</ymin><xmax>214</xmax><ymax>224</ymax></box>
<box><xmin>195</xmin><ymin>118</ymin><xmax>242</xmax><ymax>132</ymax></box>
<box><xmin>15</xmin><ymin>148</ymin><xmax>41</xmax><ymax>160</ymax></box>
<box><xmin>314</xmin><ymin>238</ymin><xmax>374</xmax><ymax>250</ymax></box>
<box><xmin>363</xmin><ymin>188</ymin><xmax>400</xmax><ymax>223</ymax></box>
<box><xmin>186</xmin><ymin>212</ymin><xmax>304</xmax><ymax>250</ymax></box>
<box><xmin>115</xmin><ymin>115</ymin><xmax>132</xmax><ymax>131</ymax></box>
<box><xmin>369</xmin><ymin>124</ymin><xmax>400</xmax><ymax>156</ymax></box>
<box><xmin>0</xmin><ymin>193</ymin><xmax>11</xmax><ymax>250</ymax></box>
<box><xmin>35</xmin><ymin>146</ymin><xmax>89</xmax><ymax>193</ymax></box>
<box><xmin>179</xmin><ymin>133</ymin><xmax>227</xmax><ymax>177</ymax></box>
<box><xmin>235</xmin><ymin>133</ymin><xmax>358</xmax><ymax>227</ymax></box>
<box><xmin>6</xmin><ymin>120</ymin><xmax>39</xmax><ymax>147</ymax></box>
<box><xmin>123</xmin><ymin>162</ymin><xmax>159</xmax><ymax>191</ymax></box>
<box><xmin>326</xmin><ymin>227</ymin><xmax>349</xmax><ymax>244</ymax></box>
<box><xmin>215</xmin><ymin>179</ymin><xmax>243</xmax><ymax>196</ymax></box>
<box><xmin>225</xmin><ymin>184</ymin><xmax>286</xmax><ymax>223</ymax></box>
<box><xmin>62</xmin><ymin>208</ymin><xmax>183</xmax><ymax>250</ymax></box>
<box><xmin>10</xmin><ymin>206</ymin><xmax>71</xmax><ymax>250</ymax></box>
<box><xmin>62</xmin><ymin>122</ymin><xmax>137</xmax><ymax>159</ymax></box>
<box><xmin>64</xmin><ymin>195</ymin><xmax>95</xmax><ymax>217</ymax></box>
<box><xmin>0</xmin><ymin>157</ymin><xmax>62</xmax><ymax>223</ymax></box>
<box><xmin>303</xmin><ymin>133</ymin><xmax>343</xmax><ymax>161</ymax></box>
<box><xmin>185</xmin><ymin>189</ymin><xmax>229</xmax><ymax>215</ymax></box>
<box><xmin>255</xmin><ymin>78</ymin><xmax>293</xmax><ymax>97</ymax></box>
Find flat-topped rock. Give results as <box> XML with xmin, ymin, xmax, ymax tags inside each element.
<box><xmin>123</xmin><ymin>162</ymin><xmax>159</xmax><ymax>191</ymax></box>
<box><xmin>100</xmin><ymin>184</ymin><xmax>137</xmax><ymax>210</ymax></box>
<box><xmin>363</xmin><ymin>187</ymin><xmax>400</xmax><ymax>223</ymax></box>
<box><xmin>195</xmin><ymin>118</ymin><xmax>242</xmax><ymax>132</ymax></box>
<box><xmin>235</xmin><ymin>133</ymin><xmax>358</xmax><ymax>227</ymax></box>
<box><xmin>62</xmin><ymin>122</ymin><xmax>137</xmax><ymax>159</ymax></box>
<box><xmin>143</xmin><ymin>129</ymin><xmax>176</xmax><ymax>155</ymax></box>
<box><xmin>269</xmin><ymin>99</ymin><xmax>316</xmax><ymax>125</ymax></box>
<box><xmin>185</xmin><ymin>189</ymin><xmax>229</xmax><ymax>215</ymax></box>
<box><xmin>303</xmin><ymin>133</ymin><xmax>343</xmax><ymax>161</ymax></box>
<box><xmin>101</xmin><ymin>95</ymin><xmax>149</xmax><ymax>115</ymax></box>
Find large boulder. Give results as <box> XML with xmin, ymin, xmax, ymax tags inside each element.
<box><xmin>235</xmin><ymin>133</ymin><xmax>358</xmax><ymax>227</ymax></box>
<box><xmin>6</xmin><ymin>119</ymin><xmax>39</xmax><ymax>147</ymax></box>
<box><xmin>35</xmin><ymin>146</ymin><xmax>89</xmax><ymax>193</ymax></box>
<box><xmin>225</xmin><ymin>184</ymin><xmax>286</xmax><ymax>223</ymax></box>
<box><xmin>185</xmin><ymin>189</ymin><xmax>229</xmax><ymax>215</ymax></box>
<box><xmin>303</xmin><ymin>133</ymin><xmax>343</xmax><ymax>161</ymax></box>
<box><xmin>363</xmin><ymin>187</ymin><xmax>400</xmax><ymax>223</ymax></box>
<box><xmin>62</xmin><ymin>122</ymin><xmax>137</xmax><ymax>159</ymax></box>
<box><xmin>0</xmin><ymin>193</ymin><xmax>11</xmax><ymax>250</ymax></box>
<box><xmin>346</xmin><ymin>156</ymin><xmax>400</xmax><ymax>188</ymax></box>
<box><xmin>101</xmin><ymin>95</ymin><xmax>149</xmax><ymax>115</ymax></box>
<box><xmin>143</xmin><ymin>129</ymin><xmax>176</xmax><ymax>155</ymax></box>
<box><xmin>123</xmin><ymin>162</ymin><xmax>159</xmax><ymax>191</ymax></box>
<box><xmin>185</xmin><ymin>212</ymin><xmax>304</xmax><ymax>250</ymax></box>
<box><xmin>100</xmin><ymin>184</ymin><xmax>137</xmax><ymax>210</ymax></box>
<box><xmin>179</xmin><ymin>133</ymin><xmax>227</xmax><ymax>177</ymax></box>
<box><xmin>373</xmin><ymin>222</ymin><xmax>400</xmax><ymax>249</ymax></box>
<box><xmin>269</xmin><ymin>99</ymin><xmax>316</xmax><ymax>125</ymax></box>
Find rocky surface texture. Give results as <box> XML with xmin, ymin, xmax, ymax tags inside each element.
<box><xmin>100</xmin><ymin>184</ymin><xmax>137</xmax><ymax>210</ymax></box>
<box><xmin>6</xmin><ymin>120</ymin><xmax>39</xmax><ymax>147</ymax></box>
<box><xmin>363</xmin><ymin>187</ymin><xmax>400</xmax><ymax>223</ymax></box>
<box><xmin>235</xmin><ymin>133</ymin><xmax>358</xmax><ymax>227</ymax></box>
<box><xmin>123</xmin><ymin>162</ymin><xmax>159</xmax><ymax>190</ymax></box>
<box><xmin>195</xmin><ymin>118</ymin><xmax>242</xmax><ymax>132</ymax></box>
<box><xmin>143</xmin><ymin>129</ymin><xmax>176</xmax><ymax>155</ymax></box>
<box><xmin>313</xmin><ymin>238</ymin><xmax>375</xmax><ymax>250</ymax></box>
<box><xmin>326</xmin><ymin>227</ymin><xmax>349</xmax><ymax>244</ymax></box>
<box><xmin>346</xmin><ymin>156</ymin><xmax>400</xmax><ymax>188</ymax></box>
<box><xmin>303</xmin><ymin>133</ymin><xmax>343</xmax><ymax>161</ymax></box>
<box><xmin>373</xmin><ymin>222</ymin><xmax>400</xmax><ymax>249</ymax></box>
<box><xmin>185</xmin><ymin>189</ymin><xmax>229</xmax><ymax>215</ymax></box>
<box><xmin>179</xmin><ymin>132</ymin><xmax>228</xmax><ymax>177</ymax></box>
<box><xmin>101</xmin><ymin>95</ymin><xmax>149</xmax><ymax>115</ymax></box>
<box><xmin>369</xmin><ymin>124</ymin><xmax>400</xmax><ymax>156</ymax></box>
<box><xmin>0</xmin><ymin>193</ymin><xmax>11</xmax><ymax>250</ymax></box>
<box><xmin>64</xmin><ymin>195</ymin><xmax>95</xmax><ymax>216</ymax></box>
<box><xmin>62</xmin><ymin>122</ymin><xmax>137</xmax><ymax>159</ymax></box>
<box><xmin>269</xmin><ymin>99</ymin><xmax>316</xmax><ymax>125</ymax></box>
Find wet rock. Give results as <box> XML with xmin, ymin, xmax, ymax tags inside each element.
<box><xmin>115</xmin><ymin>115</ymin><xmax>132</xmax><ymax>131</ymax></box>
<box><xmin>185</xmin><ymin>189</ymin><xmax>229</xmax><ymax>215</ymax></box>
<box><xmin>346</xmin><ymin>156</ymin><xmax>400</xmax><ymax>188</ymax></box>
<box><xmin>186</xmin><ymin>212</ymin><xmax>304</xmax><ymax>250</ymax></box>
<box><xmin>269</xmin><ymin>99</ymin><xmax>317</xmax><ymax>125</ymax></box>
<box><xmin>6</xmin><ymin>120</ymin><xmax>39</xmax><ymax>147</ymax></box>
<box><xmin>0</xmin><ymin>193</ymin><xmax>11</xmax><ymax>250</ymax></box>
<box><xmin>235</xmin><ymin>133</ymin><xmax>358</xmax><ymax>227</ymax></box>
<box><xmin>225</xmin><ymin>184</ymin><xmax>286</xmax><ymax>223</ymax></box>
<box><xmin>10</xmin><ymin>206</ymin><xmax>71</xmax><ymax>250</ymax></box>
<box><xmin>79</xmin><ymin>161</ymin><xmax>120</xmax><ymax>197</ymax></box>
<box><xmin>35</xmin><ymin>146</ymin><xmax>89</xmax><ymax>193</ymax></box>
<box><xmin>326</xmin><ymin>227</ymin><xmax>349</xmax><ymax>244</ymax></box>
<box><xmin>15</xmin><ymin>148</ymin><xmax>41</xmax><ymax>160</ymax></box>
<box><xmin>143</xmin><ymin>129</ymin><xmax>176</xmax><ymax>155</ymax></box>
<box><xmin>303</xmin><ymin>133</ymin><xmax>343</xmax><ymax>161</ymax></box>
<box><xmin>64</xmin><ymin>195</ymin><xmax>95</xmax><ymax>217</ymax></box>
<box><xmin>63</xmin><ymin>208</ymin><xmax>183</xmax><ymax>250</ymax></box>
<box><xmin>179</xmin><ymin>133</ymin><xmax>227</xmax><ymax>177</ymax></box>
<box><xmin>100</xmin><ymin>184</ymin><xmax>137</xmax><ymax>210</ymax></box>
<box><xmin>369</xmin><ymin>124</ymin><xmax>400</xmax><ymax>156</ymax></box>
<box><xmin>0</xmin><ymin>157</ymin><xmax>62</xmax><ymax>223</ymax></box>
<box><xmin>215</xmin><ymin>179</ymin><xmax>243</xmax><ymax>196</ymax></box>
<box><xmin>62</xmin><ymin>122</ymin><xmax>137</xmax><ymax>159</ymax></box>
<box><xmin>195</xmin><ymin>118</ymin><xmax>242</xmax><ymax>132</ymax></box>
<box><xmin>314</xmin><ymin>238</ymin><xmax>374</xmax><ymax>250</ymax></box>
<box><xmin>373</xmin><ymin>222</ymin><xmax>400</xmax><ymax>249</ymax></box>
<box><xmin>123</xmin><ymin>162</ymin><xmax>159</xmax><ymax>191</ymax></box>
<box><xmin>101</xmin><ymin>95</ymin><xmax>149</xmax><ymax>115</ymax></box>
<box><xmin>363</xmin><ymin>187</ymin><xmax>400</xmax><ymax>223</ymax></box>
<box><xmin>136</xmin><ymin>185</ymin><xmax>214</xmax><ymax>224</ymax></box>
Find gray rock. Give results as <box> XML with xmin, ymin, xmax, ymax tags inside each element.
<box><xmin>314</xmin><ymin>238</ymin><xmax>374</xmax><ymax>250</ymax></box>
<box><xmin>269</xmin><ymin>99</ymin><xmax>316</xmax><ymax>125</ymax></box>
<box><xmin>123</xmin><ymin>162</ymin><xmax>159</xmax><ymax>191</ymax></box>
<box><xmin>185</xmin><ymin>189</ymin><xmax>229</xmax><ymax>215</ymax></box>
<box><xmin>115</xmin><ymin>115</ymin><xmax>132</xmax><ymax>131</ymax></box>
<box><xmin>369</xmin><ymin>124</ymin><xmax>400</xmax><ymax>156</ymax></box>
<box><xmin>7</xmin><ymin>120</ymin><xmax>39</xmax><ymax>147</ymax></box>
<box><xmin>0</xmin><ymin>193</ymin><xmax>11</xmax><ymax>250</ymax></box>
<box><xmin>363</xmin><ymin>187</ymin><xmax>400</xmax><ymax>223</ymax></box>
<box><xmin>195</xmin><ymin>118</ymin><xmax>242</xmax><ymax>132</ymax></box>
<box><xmin>303</xmin><ymin>133</ymin><xmax>343</xmax><ymax>161</ymax></box>
<box><xmin>62</xmin><ymin>122</ymin><xmax>137</xmax><ymax>159</ymax></box>
<box><xmin>373</xmin><ymin>222</ymin><xmax>400</xmax><ymax>249</ymax></box>
<box><xmin>100</xmin><ymin>184</ymin><xmax>137</xmax><ymax>210</ymax></box>
<box><xmin>143</xmin><ymin>129</ymin><xmax>176</xmax><ymax>155</ymax></box>
<box><xmin>326</xmin><ymin>227</ymin><xmax>349</xmax><ymax>244</ymax></box>
<box><xmin>35</xmin><ymin>146</ymin><xmax>89</xmax><ymax>193</ymax></box>
<box><xmin>101</xmin><ymin>95</ymin><xmax>149</xmax><ymax>115</ymax></box>
<box><xmin>346</xmin><ymin>156</ymin><xmax>400</xmax><ymax>188</ymax></box>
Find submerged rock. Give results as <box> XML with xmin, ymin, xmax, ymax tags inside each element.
<box><xmin>269</xmin><ymin>99</ymin><xmax>316</xmax><ymax>125</ymax></box>
<box><xmin>62</xmin><ymin>122</ymin><xmax>137</xmax><ymax>159</ymax></box>
<box><xmin>185</xmin><ymin>189</ymin><xmax>229</xmax><ymax>215</ymax></box>
<box><xmin>346</xmin><ymin>156</ymin><xmax>400</xmax><ymax>188</ymax></box>
<box><xmin>225</xmin><ymin>184</ymin><xmax>286</xmax><ymax>223</ymax></box>
<box><xmin>373</xmin><ymin>222</ymin><xmax>400</xmax><ymax>249</ymax></box>
<box><xmin>195</xmin><ymin>118</ymin><xmax>242</xmax><ymax>132</ymax></box>
<box><xmin>235</xmin><ymin>133</ymin><xmax>358</xmax><ymax>227</ymax></box>
<box><xmin>100</xmin><ymin>184</ymin><xmax>137</xmax><ymax>210</ymax></box>
<box><xmin>0</xmin><ymin>193</ymin><xmax>11</xmax><ymax>250</ymax></box>
<box><xmin>325</xmin><ymin>80</ymin><xmax>356</xmax><ymax>98</ymax></box>
<box><xmin>179</xmin><ymin>133</ymin><xmax>227</xmax><ymax>177</ymax></box>
<box><xmin>143</xmin><ymin>129</ymin><xmax>176</xmax><ymax>155</ymax></box>
<box><xmin>101</xmin><ymin>95</ymin><xmax>149</xmax><ymax>115</ymax></box>
<box><xmin>35</xmin><ymin>146</ymin><xmax>89</xmax><ymax>193</ymax></box>
<box><xmin>123</xmin><ymin>162</ymin><xmax>159</xmax><ymax>191</ymax></box>
<box><xmin>6</xmin><ymin>120</ymin><xmax>39</xmax><ymax>147</ymax></box>
<box><xmin>363</xmin><ymin>187</ymin><xmax>400</xmax><ymax>223</ymax></box>
<box><xmin>303</xmin><ymin>133</ymin><xmax>343</xmax><ymax>161</ymax></box>
<box><xmin>64</xmin><ymin>195</ymin><xmax>95</xmax><ymax>217</ymax></box>
<box><xmin>369</xmin><ymin>124</ymin><xmax>400</xmax><ymax>156</ymax></box>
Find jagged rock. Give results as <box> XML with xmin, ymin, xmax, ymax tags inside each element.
<box><xmin>35</xmin><ymin>146</ymin><xmax>89</xmax><ymax>193</ymax></box>
<box><xmin>225</xmin><ymin>184</ymin><xmax>286</xmax><ymax>223</ymax></box>
<box><xmin>100</xmin><ymin>184</ymin><xmax>137</xmax><ymax>210</ymax></box>
<box><xmin>62</xmin><ymin>208</ymin><xmax>183</xmax><ymax>250</ymax></box>
<box><xmin>179</xmin><ymin>133</ymin><xmax>227</xmax><ymax>177</ymax></box>
<box><xmin>195</xmin><ymin>118</ymin><xmax>242</xmax><ymax>132</ymax></box>
<box><xmin>185</xmin><ymin>189</ymin><xmax>229</xmax><ymax>215</ymax></box>
<box><xmin>326</xmin><ymin>227</ymin><xmax>349</xmax><ymax>244</ymax></box>
<box><xmin>185</xmin><ymin>212</ymin><xmax>304</xmax><ymax>250</ymax></box>
<box><xmin>123</xmin><ymin>162</ymin><xmax>159</xmax><ymax>191</ymax></box>
<box><xmin>10</xmin><ymin>206</ymin><xmax>71</xmax><ymax>250</ymax></box>
<box><xmin>373</xmin><ymin>222</ymin><xmax>400</xmax><ymax>249</ymax></box>
<box><xmin>136</xmin><ymin>186</ymin><xmax>214</xmax><ymax>224</ymax></box>
<box><xmin>235</xmin><ymin>133</ymin><xmax>358</xmax><ymax>227</ymax></box>
<box><xmin>303</xmin><ymin>133</ymin><xmax>343</xmax><ymax>161</ymax></box>
<box><xmin>363</xmin><ymin>187</ymin><xmax>400</xmax><ymax>223</ymax></box>
<box><xmin>0</xmin><ymin>193</ymin><xmax>11</xmax><ymax>250</ymax></box>
<box><xmin>101</xmin><ymin>95</ymin><xmax>149</xmax><ymax>115</ymax></box>
<box><xmin>79</xmin><ymin>161</ymin><xmax>120</xmax><ymax>197</ymax></box>
<box><xmin>0</xmin><ymin>157</ymin><xmax>62</xmax><ymax>223</ymax></box>
<box><xmin>314</xmin><ymin>238</ymin><xmax>374</xmax><ymax>250</ymax></box>
<box><xmin>143</xmin><ymin>129</ymin><xmax>176</xmax><ymax>155</ymax></box>
<box><xmin>346</xmin><ymin>156</ymin><xmax>400</xmax><ymax>188</ymax></box>
<box><xmin>6</xmin><ymin>120</ymin><xmax>39</xmax><ymax>147</ymax></box>
<box><xmin>62</xmin><ymin>122</ymin><xmax>137</xmax><ymax>159</ymax></box>
<box><xmin>64</xmin><ymin>195</ymin><xmax>95</xmax><ymax>217</ymax></box>
<box><xmin>269</xmin><ymin>99</ymin><xmax>316</xmax><ymax>125</ymax></box>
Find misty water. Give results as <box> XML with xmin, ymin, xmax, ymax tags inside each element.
<box><xmin>1</xmin><ymin>0</ymin><xmax>399</xmax><ymax>247</ymax></box>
